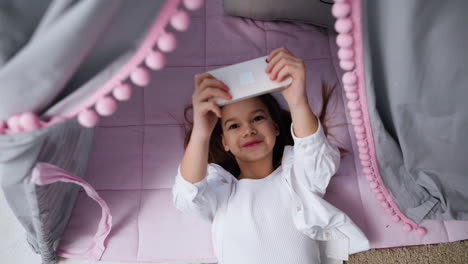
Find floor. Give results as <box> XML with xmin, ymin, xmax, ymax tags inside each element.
<box><xmin>0</xmin><ymin>188</ymin><xmax>210</xmax><ymax>264</ymax></box>
<box><xmin>2</xmin><ymin>187</ymin><xmax>468</xmax><ymax>264</ymax></box>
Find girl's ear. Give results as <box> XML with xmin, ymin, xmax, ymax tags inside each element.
<box><xmin>221</xmin><ymin>134</ymin><xmax>229</xmax><ymax>152</ymax></box>
<box><xmin>274</xmin><ymin>122</ymin><xmax>280</xmax><ymax>136</ymax></box>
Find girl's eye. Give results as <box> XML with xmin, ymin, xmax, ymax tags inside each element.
<box><xmin>228</xmin><ymin>124</ymin><xmax>238</xmax><ymax>130</ymax></box>
<box><xmin>253</xmin><ymin>115</ymin><xmax>265</xmax><ymax>122</ymax></box>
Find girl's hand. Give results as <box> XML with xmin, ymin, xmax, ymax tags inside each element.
<box><xmin>191</xmin><ymin>73</ymin><xmax>232</xmax><ymax>138</ymax></box>
<box><xmin>265</xmin><ymin>47</ymin><xmax>308</xmax><ymax>108</ymax></box>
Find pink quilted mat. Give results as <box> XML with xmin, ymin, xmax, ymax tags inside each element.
<box><xmin>57</xmin><ymin>0</ymin><xmax>468</xmax><ymax>262</ymax></box>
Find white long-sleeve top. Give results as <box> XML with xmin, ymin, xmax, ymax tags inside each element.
<box><xmin>172</xmin><ymin>121</ymin><xmax>370</xmax><ymax>264</ymax></box>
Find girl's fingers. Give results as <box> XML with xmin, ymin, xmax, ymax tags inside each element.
<box><xmin>195</xmin><ymin>78</ymin><xmax>230</xmax><ymax>102</ymax></box>
<box><xmin>194</xmin><ymin>73</ymin><xmax>214</xmax><ymax>89</ymax></box>
<box><xmin>201</xmin><ymin>78</ymin><xmax>229</xmax><ymax>91</ymax></box>
<box><xmin>276</xmin><ymin>64</ymin><xmax>297</xmax><ymax>82</ymax></box>
<box><xmin>266</xmin><ymin>47</ymin><xmax>303</xmax><ymax>73</ymax></box>
<box><xmin>266</xmin><ymin>51</ymin><xmax>288</xmax><ymax>73</ymax></box>
<box><xmin>200</xmin><ymin>101</ymin><xmax>222</xmax><ymax>118</ymax></box>
<box><xmin>266</xmin><ymin>53</ymin><xmax>300</xmax><ymax>75</ymax></box>
<box><xmin>266</xmin><ymin>47</ymin><xmax>292</xmax><ymax>63</ymax></box>
<box><xmin>269</xmin><ymin>57</ymin><xmax>289</xmax><ymax>80</ymax></box>
<box><xmin>269</xmin><ymin>58</ymin><xmax>303</xmax><ymax>81</ymax></box>
<box><xmin>196</xmin><ymin>77</ymin><xmax>230</xmax><ymax>95</ymax></box>
<box><xmin>197</xmin><ymin>87</ymin><xmax>232</xmax><ymax>102</ymax></box>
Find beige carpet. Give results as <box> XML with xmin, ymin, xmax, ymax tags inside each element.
<box><xmin>347</xmin><ymin>240</ymin><xmax>468</xmax><ymax>264</ymax></box>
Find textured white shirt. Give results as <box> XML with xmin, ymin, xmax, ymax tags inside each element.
<box><xmin>173</xmin><ymin>121</ymin><xmax>370</xmax><ymax>264</ymax></box>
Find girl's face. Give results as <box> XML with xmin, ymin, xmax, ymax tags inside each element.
<box><xmin>221</xmin><ymin>97</ymin><xmax>280</xmax><ymax>163</ymax></box>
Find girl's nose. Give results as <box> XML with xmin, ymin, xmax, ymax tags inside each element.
<box><xmin>243</xmin><ymin>125</ymin><xmax>257</xmax><ymax>137</ymax></box>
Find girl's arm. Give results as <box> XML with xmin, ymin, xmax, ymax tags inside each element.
<box><xmin>288</xmin><ymin>101</ymin><xmax>319</xmax><ymax>138</ymax></box>
<box><xmin>265</xmin><ymin>47</ymin><xmax>318</xmax><ymax>137</ymax></box>
<box><xmin>180</xmin><ymin>73</ymin><xmax>231</xmax><ymax>184</ymax></box>
<box><xmin>174</xmin><ymin>74</ymin><xmax>231</xmax><ymax>222</ymax></box>
<box><xmin>180</xmin><ymin>131</ymin><xmax>210</xmax><ymax>184</ymax></box>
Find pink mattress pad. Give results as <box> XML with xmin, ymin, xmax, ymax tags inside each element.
<box><xmin>57</xmin><ymin>0</ymin><xmax>468</xmax><ymax>262</ymax></box>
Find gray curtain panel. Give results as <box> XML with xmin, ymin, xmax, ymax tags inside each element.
<box><xmin>0</xmin><ymin>0</ymin><xmax>164</xmax><ymax>263</ymax></box>
<box><xmin>361</xmin><ymin>0</ymin><xmax>468</xmax><ymax>223</ymax></box>
<box><xmin>223</xmin><ymin>0</ymin><xmax>335</xmax><ymax>28</ymax></box>
<box><xmin>0</xmin><ymin>118</ymin><xmax>94</xmax><ymax>264</ymax></box>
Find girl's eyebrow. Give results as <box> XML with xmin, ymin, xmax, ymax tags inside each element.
<box><xmin>223</xmin><ymin>109</ymin><xmax>266</xmax><ymax>127</ymax></box>
<box><xmin>251</xmin><ymin>109</ymin><xmax>266</xmax><ymax>115</ymax></box>
<box><xmin>223</xmin><ymin>117</ymin><xmax>237</xmax><ymax>127</ymax></box>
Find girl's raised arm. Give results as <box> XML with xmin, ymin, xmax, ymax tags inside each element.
<box><xmin>265</xmin><ymin>47</ymin><xmax>318</xmax><ymax>137</ymax></box>
<box><xmin>180</xmin><ymin>73</ymin><xmax>231</xmax><ymax>184</ymax></box>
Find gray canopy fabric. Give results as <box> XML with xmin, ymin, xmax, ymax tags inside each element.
<box><xmin>1</xmin><ymin>0</ymin><xmax>468</xmax><ymax>263</ymax></box>
<box><xmin>0</xmin><ymin>1</ymin><xmax>164</xmax><ymax>263</ymax></box>
<box><xmin>0</xmin><ymin>0</ymin><xmax>164</xmax><ymax>120</ymax></box>
<box><xmin>361</xmin><ymin>0</ymin><xmax>468</xmax><ymax>223</ymax></box>
<box><xmin>0</xmin><ymin>118</ymin><xmax>94</xmax><ymax>263</ymax></box>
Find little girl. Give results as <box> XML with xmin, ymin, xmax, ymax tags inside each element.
<box><xmin>172</xmin><ymin>47</ymin><xmax>369</xmax><ymax>264</ymax></box>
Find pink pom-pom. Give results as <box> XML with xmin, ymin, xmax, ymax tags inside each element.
<box><xmin>78</xmin><ymin>109</ymin><xmax>99</xmax><ymax>128</ymax></box>
<box><xmin>365</xmin><ymin>175</ymin><xmax>375</xmax><ymax>181</ymax></box>
<box><xmin>359</xmin><ymin>146</ymin><xmax>369</xmax><ymax>154</ymax></box>
<box><xmin>338</xmin><ymin>48</ymin><xmax>354</xmax><ymax>60</ymax></box>
<box><xmin>335</xmin><ymin>18</ymin><xmax>353</xmax><ymax>33</ymax></box>
<box><xmin>370</xmin><ymin>181</ymin><xmax>379</xmax><ymax>189</ymax></box>
<box><xmin>346</xmin><ymin>91</ymin><xmax>359</xmax><ymax>101</ymax></box>
<box><xmin>392</xmin><ymin>215</ymin><xmax>401</xmax><ymax>223</ymax></box>
<box><xmin>7</xmin><ymin>115</ymin><xmax>23</xmax><ymax>133</ymax></box>
<box><xmin>372</xmin><ymin>188</ymin><xmax>381</xmax><ymax>193</ymax></box>
<box><xmin>416</xmin><ymin>227</ymin><xmax>427</xmax><ymax>236</ymax></box>
<box><xmin>96</xmin><ymin>96</ymin><xmax>117</xmax><ymax>116</ymax></box>
<box><xmin>375</xmin><ymin>193</ymin><xmax>385</xmax><ymax>201</ymax></box>
<box><xmin>351</xmin><ymin>110</ymin><xmax>362</xmax><ymax>118</ymax></box>
<box><xmin>130</xmin><ymin>67</ymin><xmax>151</xmax><ymax>87</ymax></box>
<box><xmin>385</xmin><ymin>207</ymin><xmax>394</xmax><ymax>214</ymax></box>
<box><xmin>352</xmin><ymin>118</ymin><xmax>364</xmax><ymax>126</ymax></box>
<box><xmin>354</xmin><ymin>125</ymin><xmax>365</xmax><ymax>134</ymax></box>
<box><xmin>380</xmin><ymin>201</ymin><xmax>390</xmax><ymax>208</ymax></box>
<box><xmin>403</xmin><ymin>223</ymin><xmax>413</xmax><ymax>232</ymax></box>
<box><xmin>145</xmin><ymin>51</ymin><xmax>165</xmax><ymax>70</ymax></box>
<box><xmin>347</xmin><ymin>100</ymin><xmax>360</xmax><ymax>110</ymax></box>
<box><xmin>113</xmin><ymin>83</ymin><xmax>132</xmax><ymax>101</ymax></box>
<box><xmin>343</xmin><ymin>84</ymin><xmax>357</xmax><ymax>92</ymax></box>
<box><xmin>20</xmin><ymin>112</ymin><xmax>41</xmax><ymax>132</ymax></box>
<box><xmin>356</xmin><ymin>133</ymin><xmax>366</xmax><ymax>140</ymax></box>
<box><xmin>343</xmin><ymin>72</ymin><xmax>357</xmax><ymax>85</ymax></box>
<box><xmin>361</xmin><ymin>160</ymin><xmax>372</xmax><ymax>167</ymax></box>
<box><xmin>336</xmin><ymin>34</ymin><xmax>353</xmax><ymax>48</ymax></box>
<box><xmin>158</xmin><ymin>32</ymin><xmax>177</xmax><ymax>53</ymax></box>
<box><xmin>183</xmin><ymin>0</ymin><xmax>204</xmax><ymax>10</ymax></box>
<box><xmin>332</xmin><ymin>2</ymin><xmax>351</xmax><ymax>18</ymax></box>
<box><xmin>361</xmin><ymin>160</ymin><xmax>371</xmax><ymax>167</ymax></box>
<box><xmin>353</xmin><ymin>118</ymin><xmax>364</xmax><ymax>126</ymax></box>
<box><xmin>170</xmin><ymin>9</ymin><xmax>190</xmax><ymax>31</ymax></box>
<box><xmin>363</xmin><ymin>167</ymin><xmax>373</xmax><ymax>174</ymax></box>
<box><xmin>0</xmin><ymin>120</ymin><xmax>6</xmax><ymax>134</ymax></box>
<box><xmin>357</xmin><ymin>139</ymin><xmax>367</xmax><ymax>147</ymax></box>
<box><xmin>340</xmin><ymin>60</ymin><xmax>355</xmax><ymax>71</ymax></box>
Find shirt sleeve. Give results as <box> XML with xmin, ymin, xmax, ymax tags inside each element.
<box><xmin>172</xmin><ymin>163</ymin><xmax>231</xmax><ymax>223</ymax></box>
<box><xmin>283</xmin><ymin>120</ymin><xmax>370</xmax><ymax>259</ymax></box>
<box><xmin>288</xmin><ymin>119</ymin><xmax>341</xmax><ymax>197</ymax></box>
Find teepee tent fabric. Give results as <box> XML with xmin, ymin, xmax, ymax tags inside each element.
<box><xmin>359</xmin><ymin>0</ymin><xmax>468</xmax><ymax>224</ymax></box>
<box><xmin>1</xmin><ymin>0</ymin><xmax>468</xmax><ymax>263</ymax></box>
<box><xmin>0</xmin><ymin>0</ymin><xmax>167</xmax><ymax>263</ymax></box>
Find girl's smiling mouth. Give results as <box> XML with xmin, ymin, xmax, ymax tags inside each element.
<box><xmin>243</xmin><ymin>140</ymin><xmax>262</xmax><ymax>147</ymax></box>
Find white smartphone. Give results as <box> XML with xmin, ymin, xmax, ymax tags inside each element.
<box><xmin>206</xmin><ymin>55</ymin><xmax>292</xmax><ymax>106</ymax></box>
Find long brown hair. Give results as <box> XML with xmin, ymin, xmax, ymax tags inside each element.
<box><xmin>183</xmin><ymin>80</ymin><xmax>345</xmax><ymax>177</ymax></box>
